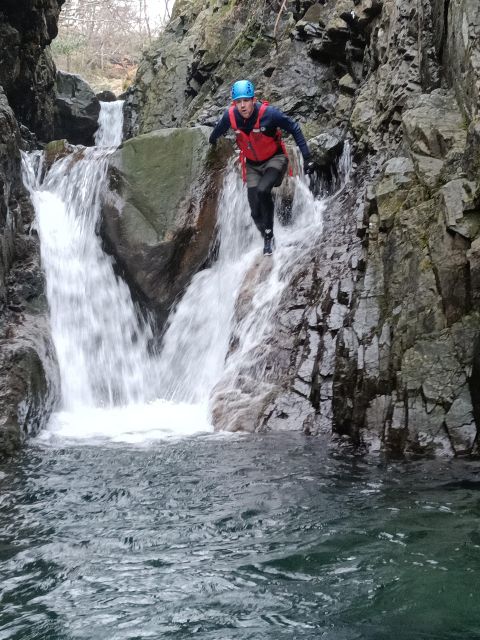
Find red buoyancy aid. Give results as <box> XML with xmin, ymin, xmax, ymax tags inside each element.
<box><xmin>228</xmin><ymin>101</ymin><xmax>291</xmax><ymax>182</ymax></box>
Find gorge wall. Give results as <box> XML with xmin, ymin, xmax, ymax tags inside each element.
<box><xmin>0</xmin><ymin>1</ymin><xmax>64</xmax><ymax>455</ymax></box>
<box><xmin>126</xmin><ymin>0</ymin><xmax>480</xmax><ymax>456</ymax></box>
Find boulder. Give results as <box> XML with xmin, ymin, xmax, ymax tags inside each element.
<box><xmin>0</xmin><ymin>321</ymin><xmax>59</xmax><ymax>458</ymax></box>
<box><xmin>308</xmin><ymin>127</ymin><xmax>345</xmax><ymax>168</ymax></box>
<box><xmin>102</xmin><ymin>126</ymin><xmax>232</xmax><ymax>327</ymax></box>
<box><xmin>96</xmin><ymin>90</ymin><xmax>117</xmax><ymax>102</ymax></box>
<box><xmin>54</xmin><ymin>71</ymin><xmax>100</xmax><ymax>146</ymax></box>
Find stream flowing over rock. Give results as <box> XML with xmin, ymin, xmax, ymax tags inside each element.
<box><xmin>123</xmin><ymin>0</ymin><xmax>480</xmax><ymax>456</ymax></box>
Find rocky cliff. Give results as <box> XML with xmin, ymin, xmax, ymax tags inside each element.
<box><xmin>0</xmin><ymin>1</ymin><xmax>64</xmax><ymax>455</ymax></box>
<box><xmin>126</xmin><ymin>0</ymin><xmax>480</xmax><ymax>456</ymax></box>
<box><xmin>0</xmin><ymin>1</ymin><xmax>65</xmax><ymax>141</ymax></box>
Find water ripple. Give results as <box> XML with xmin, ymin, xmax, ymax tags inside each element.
<box><xmin>1</xmin><ymin>435</ymin><xmax>480</xmax><ymax>639</ymax></box>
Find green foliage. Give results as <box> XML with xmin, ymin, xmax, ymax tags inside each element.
<box><xmin>51</xmin><ymin>32</ymin><xmax>87</xmax><ymax>58</ymax></box>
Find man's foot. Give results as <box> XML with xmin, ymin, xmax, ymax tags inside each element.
<box><xmin>263</xmin><ymin>230</ymin><xmax>274</xmax><ymax>256</ymax></box>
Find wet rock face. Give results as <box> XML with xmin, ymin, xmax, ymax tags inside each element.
<box><xmin>0</xmin><ymin>0</ymin><xmax>65</xmax><ymax>140</ymax></box>
<box><xmin>129</xmin><ymin>0</ymin><xmax>480</xmax><ymax>456</ymax></box>
<box><xmin>0</xmin><ymin>318</ymin><xmax>59</xmax><ymax>458</ymax></box>
<box><xmin>54</xmin><ymin>72</ymin><xmax>101</xmax><ymax>146</ymax></box>
<box><xmin>123</xmin><ymin>0</ymin><xmax>350</xmax><ymax>138</ymax></box>
<box><xmin>102</xmin><ymin>127</ymin><xmax>233</xmax><ymax>328</ymax></box>
<box><xmin>0</xmin><ymin>2</ymin><xmax>64</xmax><ymax>455</ymax></box>
<box><xmin>0</xmin><ymin>89</ymin><xmax>59</xmax><ymax>457</ymax></box>
<box><xmin>0</xmin><ymin>88</ymin><xmax>22</xmax><ymax>299</ymax></box>
<box><xmin>345</xmin><ymin>86</ymin><xmax>480</xmax><ymax>457</ymax></box>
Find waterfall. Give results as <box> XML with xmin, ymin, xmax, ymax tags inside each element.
<box><xmin>23</xmin><ymin>101</ymin><xmax>159</xmax><ymax>412</ymax></box>
<box><xmin>23</xmin><ymin>106</ymin><xmax>351</xmax><ymax>443</ymax></box>
<box><xmin>155</xmin><ymin>167</ymin><xmax>257</xmax><ymax>402</ymax></box>
<box><xmin>156</xmin><ymin>154</ymin><xmax>331</xmax><ymax>413</ymax></box>
<box><xmin>94</xmin><ymin>101</ymin><xmax>125</xmax><ymax>148</ymax></box>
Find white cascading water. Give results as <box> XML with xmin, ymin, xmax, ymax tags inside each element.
<box><xmin>23</xmin><ymin>101</ymin><xmax>157</xmax><ymax>410</ymax></box>
<box><xmin>23</xmin><ymin>99</ymin><xmax>351</xmax><ymax>444</ymax></box>
<box><xmin>23</xmin><ymin>102</ymin><xmax>212</xmax><ymax>443</ymax></box>
<box><xmin>157</xmin><ymin>145</ymin><xmax>351</xmax><ymax>406</ymax></box>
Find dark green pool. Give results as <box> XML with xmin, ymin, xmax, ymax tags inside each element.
<box><xmin>1</xmin><ymin>434</ymin><xmax>479</xmax><ymax>639</ymax></box>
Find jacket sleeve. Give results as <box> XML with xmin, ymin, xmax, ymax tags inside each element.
<box><xmin>209</xmin><ymin>110</ymin><xmax>231</xmax><ymax>144</ymax></box>
<box><xmin>267</xmin><ymin>106</ymin><xmax>311</xmax><ymax>160</ymax></box>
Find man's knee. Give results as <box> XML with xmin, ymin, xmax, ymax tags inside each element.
<box><xmin>257</xmin><ymin>183</ymin><xmax>274</xmax><ymax>200</ymax></box>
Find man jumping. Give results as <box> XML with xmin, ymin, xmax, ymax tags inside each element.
<box><xmin>209</xmin><ymin>80</ymin><xmax>313</xmax><ymax>256</ymax></box>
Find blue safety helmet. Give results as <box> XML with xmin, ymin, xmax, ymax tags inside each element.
<box><xmin>231</xmin><ymin>80</ymin><xmax>255</xmax><ymax>101</ymax></box>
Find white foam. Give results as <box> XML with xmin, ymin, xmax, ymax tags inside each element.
<box><xmin>35</xmin><ymin>399</ymin><xmax>213</xmax><ymax>445</ymax></box>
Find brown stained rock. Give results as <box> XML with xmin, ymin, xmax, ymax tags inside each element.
<box><xmin>44</xmin><ymin>138</ymin><xmax>78</xmax><ymax>168</ymax></box>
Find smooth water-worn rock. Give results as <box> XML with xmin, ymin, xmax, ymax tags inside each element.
<box><xmin>102</xmin><ymin>127</ymin><xmax>232</xmax><ymax>327</ymax></box>
<box><xmin>0</xmin><ymin>317</ymin><xmax>58</xmax><ymax>457</ymax></box>
<box><xmin>54</xmin><ymin>71</ymin><xmax>100</xmax><ymax>146</ymax></box>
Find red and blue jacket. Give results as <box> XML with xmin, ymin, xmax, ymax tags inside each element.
<box><xmin>209</xmin><ymin>101</ymin><xmax>311</xmax><ymax>163</ymax></box>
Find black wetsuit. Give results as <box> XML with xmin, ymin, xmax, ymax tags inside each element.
<box><xmin>209</xmin><ymin>103</ymin><xmax>310</xmax><ymax>236</ymax></box>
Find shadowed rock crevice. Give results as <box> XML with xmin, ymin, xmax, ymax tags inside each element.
<box><xmin>0</xmin><ymin>1</ymin><xmax>65</xmax><ymax>141</ymax></box>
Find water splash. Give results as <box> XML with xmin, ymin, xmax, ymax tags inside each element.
<box><xmin>156</xmin><ymin>156</ymin><xmax>327</xmax><ymax>409</ymax></box>
<box><xmin>155</xmin><ymin>165</ymin><xmax>256</xmax><ymax>402</ymax></box>
<box><xmin>23</xmin><ymin>101</ymin><xmax>158</xmax><ymax>411</ymax></box>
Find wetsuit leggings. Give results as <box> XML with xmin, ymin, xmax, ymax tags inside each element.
<box><xmin>247</xmin><ymin>167</ymin><xmax>282</xmax><ymax>237</ymax></box>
